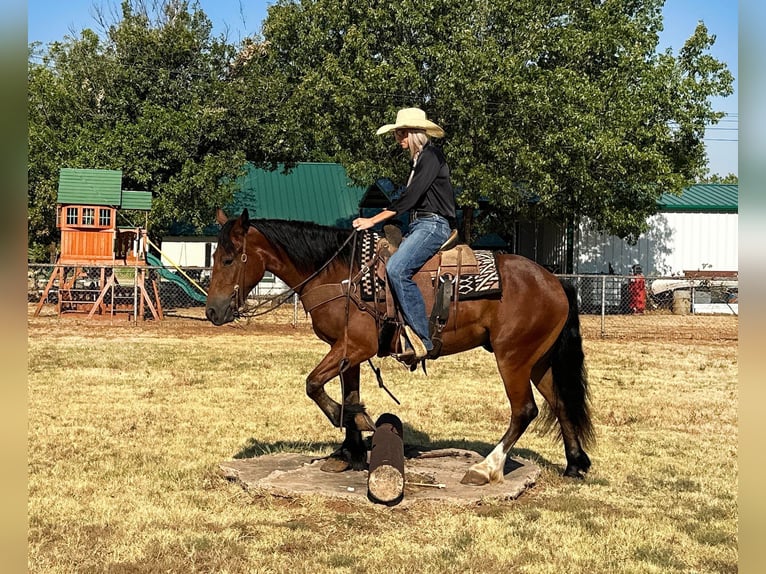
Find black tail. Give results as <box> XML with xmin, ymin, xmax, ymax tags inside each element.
<box><xmin>547</xmin><ymin>281</ymin><xmax>594</xmax><ymax>449</ymax></box>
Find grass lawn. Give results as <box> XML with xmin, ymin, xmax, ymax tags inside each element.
<box><xmin>28</xmin><ymin>313</ymin><xmax>737</xmax><ymax>573</ymax></box>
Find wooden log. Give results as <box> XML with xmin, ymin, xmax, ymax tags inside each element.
<box><xmin>367</xmin><ymin>413</ymin><xmax>405</xmax><ymax>506</ymax></box>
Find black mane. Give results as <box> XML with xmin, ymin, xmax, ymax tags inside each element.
<box><xmin>218</xmin><ymin>218</ymin><xmax>356</xmax><ymax>273</ymax></box>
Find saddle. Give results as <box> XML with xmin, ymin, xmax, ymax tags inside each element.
<box><xmin>373</xmin><ymin>225</ymin><xmax>479</xmax><ymax>362</ymax></box>
<box><xmin>299</xmin><ymin>227</ymin><xmax>501</xmax><ymax>367</ymax></box>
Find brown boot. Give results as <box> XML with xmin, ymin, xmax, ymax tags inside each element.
<box><xmin>403</xmin><ymin>325</ymin><xmax>427</xmax><ymax>360</ymax></box>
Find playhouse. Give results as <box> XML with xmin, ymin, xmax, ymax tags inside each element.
<box><xmin>34</xmin><ymin>168</ymin><xmax>162</xmax><ymax>319</ymax></box>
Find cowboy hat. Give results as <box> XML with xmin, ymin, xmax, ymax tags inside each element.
<box><xmin>376</xmin><ymin>107</ymin><xmax>445</xmax><ymax>138</ymax></box>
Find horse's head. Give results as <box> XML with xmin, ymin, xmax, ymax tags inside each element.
<box><xmin>205</xmin><ymin>208</ymin><xmax>266</xmax><ymax>325</ymax></box>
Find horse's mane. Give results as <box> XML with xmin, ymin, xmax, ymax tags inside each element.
<box><xmin>219</xmin><ymin>218</ymin><xmax>355</xmax><ymax>273</ymax></box>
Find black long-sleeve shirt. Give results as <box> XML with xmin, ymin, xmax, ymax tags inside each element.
<box><xmin>388</xmin><ymin>143</ymin><xmax>456</xmax><ymax>220</ymax></box>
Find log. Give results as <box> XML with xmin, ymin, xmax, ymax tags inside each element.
<box><xmin>367</xmin><ymin>413</ymin><xmax>405</xmax><ymax>506</ymax></box>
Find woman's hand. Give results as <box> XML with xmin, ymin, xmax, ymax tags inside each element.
<box><xmin>352</xmin><ymin>210</ymin><xmax>395</xmax><ymax>231</ymax></box>
<box><xmin>352</xmin><ymin>217</ymin><xmax>374</xmax><ymax>231</ymax></box>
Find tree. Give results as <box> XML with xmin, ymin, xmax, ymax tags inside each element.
<box><xmin>243</xmin><ymin>0</ymin><xmax>733</xmax><ymax>270</ymax></box>
<box><xmin>27</xmin><ymin>0</ymin><xmax>248</xmax><ymax>258</ymax></box>
<box><xmin>698</xmin><ymin>172</ymin><xmax>738</xmax><ymax>184</ymax></box>
<box><xmin>29</xmin><ymin>0</ymin><xmax>733</xmax><ymax>271</ymax></box>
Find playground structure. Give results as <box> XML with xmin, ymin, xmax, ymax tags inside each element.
<box><xmin>33</xmin><ymin>168</ymin><xmax>207</xmax><ymax>320</ymax></box>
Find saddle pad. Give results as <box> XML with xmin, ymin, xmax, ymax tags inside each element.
<box><xmin>359</xmin><ymin>231</ymin><xmax>502</xmax><ymax>301</ymax></box>
<box><xmin>456</xmin><ymin>250</ymin><xmax>502</xmax><ymax>299</ymax></box>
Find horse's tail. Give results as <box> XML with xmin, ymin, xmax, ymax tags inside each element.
<box><xmin>543</xmin><ymin>280</ymin><xmax>594</xmax><ymax>449</ymax></box>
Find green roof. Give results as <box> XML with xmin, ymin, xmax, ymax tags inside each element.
<box><xmin>230</xmin><ymin>163</ymin><xmax>367</xmax><ymax>227</ymax></box>
<box><xmin>121</xmin><ymin>190</ymin><xmax>153</xmax><ymax>211</ymax></box>
<box><xmin>57</xmin><ymin>169</ymin><xmax>152</xmax><ymax>210</ymax></box>
<box><xmin>658</xmin><ymin>184</ymin><xmax>738</xmax><ymax>213</ymax></box>
<box><xmin>58</xmin><ymin>168</ymin><xmax>123</xmax><ymax>206</ymax></box>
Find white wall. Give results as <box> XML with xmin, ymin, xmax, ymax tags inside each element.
<box><xmin>576</xmin><ymin>212</ymin><xmax>738</xmax><ymax>276</ymax></box>
<box><xmin>160</xmin><ymin>237</ymin><xmax>215</xmax><ymax>268</ymax></box>
<box><xmin>658</xmin><ymin>212</ymin><xmax>738</xmax><ymax>274</ymax></box>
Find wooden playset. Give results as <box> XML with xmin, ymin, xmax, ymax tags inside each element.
<box><xmin>33</xmin><ymin>168</ymin><xmax>163</xmax><ymax>320</ymax></box>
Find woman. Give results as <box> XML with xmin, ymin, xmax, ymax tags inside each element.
<box><xmin>352</xmin><ymin>107</ymin><xmax>456</xmax><ymax>360</ymax></box>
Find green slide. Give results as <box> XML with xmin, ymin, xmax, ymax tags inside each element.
<box><xmin>145</xmin><ymin>252</ymin><xmax>207</xmax><ymax>303</ymax></box>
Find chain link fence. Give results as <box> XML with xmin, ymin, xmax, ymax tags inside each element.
<box><xmin>27</xmin><ymin>263</ymin><xmax>283</xmax><ymax>321</ymax></box>
<box><xmin>28</xmin><ymin>263</ymin><xmax>737</xmax><ymax>340</ymax></box>
<box><xmin>559</xmin><ymin>273</ymin><xmax>737</xmax><ymax>340</ymax></box>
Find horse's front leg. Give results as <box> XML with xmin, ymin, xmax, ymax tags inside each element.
<box><xmin>326</xmin><ymin>363</ymin><xmax>373</xmax><ymax>472</ymax></box>
<box><xmin>306</xmin><ymin>348</ymin><xmax>375</xmax><ymax>472</ymax></box>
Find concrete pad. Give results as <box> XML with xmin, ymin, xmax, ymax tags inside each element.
<box><xmin>220</xmin><ymin>448</ymin><xmax>540</xmax><ymax>507</ymax></box>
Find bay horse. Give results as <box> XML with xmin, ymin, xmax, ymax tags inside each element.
<box><xmin>205</xmin><ymin>209</ymin><xmax>593</xmax><ymax>485</ymax></box>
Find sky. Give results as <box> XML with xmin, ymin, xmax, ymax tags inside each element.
<box><xmin>27</xmin><ymin>0</ymin><xmax>738</xmax><ymax>176</ymax></box>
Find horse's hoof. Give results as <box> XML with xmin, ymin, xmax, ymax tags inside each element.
<box><xmin>460</xmin><ymin>468</ymin><xmax>490</xmax><ymax>486</ymax></box>
<box><xmin>563</xmin><ymin>466</ymin><xmax>586</xmax><ymax>479</ymax></box>
<box><xmin>349</xmin><ymin>457</ymin><xmax>368</xmax><ymax>471</ymax></box>
<box><xmin>489</xmin><ymin>473</ymin><xmax>505</xmax><ymax>486</ymax></box>
<box><xmin>320</xmin><ymin>457</ymin><xmax>351</xmax><ymax>473</ymax></box>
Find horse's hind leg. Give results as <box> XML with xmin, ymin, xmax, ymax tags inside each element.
<box><xmin>461</xmin><ymin>357</ymin><xmax>538</xmax><ymax>486</ymax></box>
<box><xmin>533</xmin><ymin>366</ymin><xmax>591</xmax><ymax>478</ymax></box>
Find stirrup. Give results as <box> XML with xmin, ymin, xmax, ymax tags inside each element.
<box><xmin>391</xmin><ymin>349</ymin><xmax>421</xmax><ymax>371</ymax></box>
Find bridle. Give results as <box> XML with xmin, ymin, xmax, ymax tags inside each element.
<box><xmin>230</xmin><ymin>222</ymin><xmax>358</xmax><ymax>320</ymax></box>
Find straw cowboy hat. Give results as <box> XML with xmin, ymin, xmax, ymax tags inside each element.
<box><xmin>376</xmin><ymin>107</ymin><xmax>445</xmax><ymax>138</ymax></box>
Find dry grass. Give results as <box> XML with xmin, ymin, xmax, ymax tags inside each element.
<box><xmin>28</xmin><ymin>311</ymin><xmax>738</xmax><ymax>573</ymax></box>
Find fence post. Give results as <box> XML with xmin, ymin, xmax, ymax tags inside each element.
<box><xmin>133</xmin><ymin>266</ymin><xmax>139</xmax><ymax>322</ymax></box>
<box><xmin>690</xmin><ymin>283</ymin><xmax>695</xmax><ymax>315</ymax></box>
<box><xmin>109</xmin><ymin>265</ymin><xmax>114</xmax><ymax>319</ymax></box>
<box><xmin>600</xmin><ymin>274</ymin><xmax>606</xmax><ymax>337</ymax></box>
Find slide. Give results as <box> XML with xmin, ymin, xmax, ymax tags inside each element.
<box><xmin>145</xmin><ymin>252</ymin><xmax>207</xmax><ymax>303</ymax></box>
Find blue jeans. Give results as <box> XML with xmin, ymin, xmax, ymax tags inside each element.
<box><xmin>386</xmin><ymin>215</ymin><xmax>451</xmax><ymax>351</ymax></box>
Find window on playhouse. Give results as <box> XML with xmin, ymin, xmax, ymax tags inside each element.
<box><xmin>60</xmin><ymin>206</ymin><xmax>114</xmax><ymax>228</ymax></box>
<box><xmin>82</xmin><ymin>207</ymin><xmax>95</xmax><ymax>225</ymax></box>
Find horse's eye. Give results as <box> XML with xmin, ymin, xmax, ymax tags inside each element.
<box><xmin>223</xmin><ymin>258</ymin><xmax>234</xmax><ymax>266</ymax></box>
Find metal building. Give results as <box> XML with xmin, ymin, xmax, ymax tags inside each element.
<box><xmin>575</xmin><ymin>184</ymin><xmax>738</xmax><ymax>276</ymax></box>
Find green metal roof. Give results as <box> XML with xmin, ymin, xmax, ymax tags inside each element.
<box><xmin>230</xmin><ymin>163</ymin><xmax>368</xmax><ymax>227</ymax></box>
<box><xmin>58</xmin><ymin>168</ymin><xmax>123</xmax><ymax>206</ymax></box>
<box><xmin>658</xmin><ymin>184</ymin><xmax>738</xmax><ymax>213</ymax></box>
<box><xmin>121</xmin><ymin>190</ymin><xmax>153</xmax><ymax>211</ymax></box>
<box><xmin>57</xmin><ymin>169</ymin><xmax>152</xmax><ymax>210</ymax></box>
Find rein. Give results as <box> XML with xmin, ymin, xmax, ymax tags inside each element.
<box><xmin>337</xmin><ymin>230</ymin><xmax>359</xmax><ymax>430</ymax></box>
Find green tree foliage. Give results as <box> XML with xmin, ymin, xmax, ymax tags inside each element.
<box><xmin>28</xmin><ymin>0</ymin><xmax>247</xmax><ymax>257</ymax></box>
<box><xmin>28</xmin><ymin>0</ymin><xmax>733</xmax><ymax>267</ymax></box>
<box><xmin>244</xmin><ymin>0</ymin><xmax>732</xmax><ymax>252</ymax></box>
<box><xmin>698</xmin><ymin>172</ymin><xmax>738</xmax><ymax>184</ymax></box>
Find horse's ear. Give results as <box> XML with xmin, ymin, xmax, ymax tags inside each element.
<box><xmin>240</xmin><ymin>208</ymin><xmax>250</xmax><ymax>229</ymax></box>
<box><xmin>215</xmin><ymin>209</ymin><xmax>228</xmax><ymax>226</ymax></box>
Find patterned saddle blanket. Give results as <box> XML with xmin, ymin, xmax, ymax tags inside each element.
<box><xmin>359</xmin><ymin>231</ymin><xmax>502</xmax><ymax>301</ymax></box>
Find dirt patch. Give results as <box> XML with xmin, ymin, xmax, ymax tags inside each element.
<box><xmin>219</xmin><ymin>448</ymin><xmax>540</xmax><ymax>507</ymax></box>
